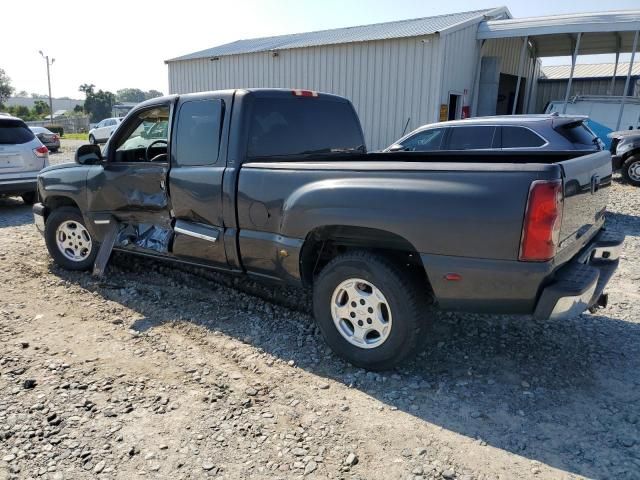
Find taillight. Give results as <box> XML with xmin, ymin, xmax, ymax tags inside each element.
<box><xmin>519</xmin><ymin>180</ymin><xmax>563</xmax><ymax>262</ymax></box>
<box><xmin>33</xmin><ymin>145</ymin><xmax>49</xmax><ymax>158</ymax></box>
<box><xmin>53</xmin><ymin>134</ymin><xmax>59</xmax><ymax>141</ymax></box>
<box><xmin>292</xmin><ymin>89</ymin><xmax>318</xmax><ymax>97</ymax></box>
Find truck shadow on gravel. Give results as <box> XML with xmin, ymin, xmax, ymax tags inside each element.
<box><xmin>49</xmin><ymin>252</ymin><xmax>640</xmax><ymax>480</ymax></box>
<box><xmin>0</xmin><ymin>197</ymin><xmax>33</xmax><ymax>227</ymax></box>
<box><xmin>606</xmin><ymin>211</ymin><xmax>640</xmax><ymax>237</ymax></box>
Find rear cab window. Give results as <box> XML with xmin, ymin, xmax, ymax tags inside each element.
<box><xmin>247</xmin><ymin>94</ymin><xmax>364</xmax><ymax>158</ymax></box>
<box><xmin>0</xmin><ymin>119</ymin><xmax>36</xmax><ymax>144</ymax></box>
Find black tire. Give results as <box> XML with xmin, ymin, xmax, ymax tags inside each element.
<box><xmin>45</xmin><ymin>207</ymin><xmax>98</xmax><ymax>271</ymax></box>
<box><xmin>49</xmin><ymin>147</ymin><xmax>59</xmax><ymax>153</ymax></box>
<box><xmin>313</xmin><ymin>250</ymin><xmax>430</xmax><ymax>370</ymax></box>
<box><xmin>21</xmin><ymin>192</ymin><xmax>36</xmax><ymax>205</ymax></box>
<box><xmin>621</xmin><ymin>155</ymin><xmax>640</xmax><ymax>187</ymax></box>
<box><xmin>89</xmin><ymin>134</ymin><xmax>96</xmax><ymax>145</ymax></box>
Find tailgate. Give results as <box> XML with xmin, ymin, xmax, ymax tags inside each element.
<box><xmin>558</xmin><ymin>150</ymin><xmax>611</xmax><ymax>259</ymax></box>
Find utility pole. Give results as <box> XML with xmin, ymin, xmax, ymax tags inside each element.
<box><xmin>39</xmin><ymin>51</ymin><xmax>55</xmax><ymax>124</ymax></box>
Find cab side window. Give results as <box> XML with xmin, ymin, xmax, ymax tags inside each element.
<box><xmin>174</xmin><ymin>99</ymin><xmax>223</xmax><ymax>167</ymax></box>
<box><xmin>401</xmin><ymin>128</ymin><xmax>446</xmax><ymax>151</ymax></box>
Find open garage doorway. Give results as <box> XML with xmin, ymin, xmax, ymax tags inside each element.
<box><xmin>496</xmin><ymin>73</ymin><xmax>526</xmax><ymax>115</ymax></box>
<box><xmin>448</xmin><ymin>93</ymin><xmax>463</xmax><ymax>120</ymax></box>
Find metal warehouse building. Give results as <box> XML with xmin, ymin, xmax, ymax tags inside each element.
<box><xmin>535</xmin><ymin>63</ymin><xmax>640</xmax><ymax>113</ymax></box>
<box><xmin>166</xmin><ymin>7</ymin><xmax>640</xmax><ymax>150</ymax></box>
<box><xmin>166</xmin><ymin>7</ymin><xmax>539</xmax><ymax>150</ymax></box>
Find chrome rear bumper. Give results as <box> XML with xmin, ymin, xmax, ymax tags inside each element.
<box><xmin>534</xmin><ymin>230</ymin><xmax>624</xmax><ymax>320</ymax></box>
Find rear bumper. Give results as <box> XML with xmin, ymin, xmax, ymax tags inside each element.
<box><xmin>533</xmin><ymin>229</ymin><xmax>624</xmax><ymax>320</ymax></box>
<box><xmin>420</xmin><ymin>229</ymin><xmax>624</xmax><ymax>318</ymax></box>
<box><xmin>0</xmin><ymin>174</ymin><xmax>38</xmax><ymax>195</ymax></box>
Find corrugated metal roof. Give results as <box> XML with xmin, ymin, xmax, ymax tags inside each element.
<box><xmin>167</xmin><ymin>8</ymin><xmax>504</xmax><ymax>62</ymax></box>
<box><xmin>478</xmin><ymin>10</ymin><xmax>640</xmax><ymax>39</ymax></box>
<box><xmin>541</xmin><ymin>63</ymin><xmax>640</xmax><ymax>79</ymax></box>
<box><xmin>478</xmin><ymin>10</ymin><xmax>640</xmax><ymax>57</ymax></box>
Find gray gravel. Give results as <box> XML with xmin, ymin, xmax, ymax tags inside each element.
<box><xmin>1</xmin><ymin>139</ymin><xmax>639</xmax><ymax>479</ymax></box>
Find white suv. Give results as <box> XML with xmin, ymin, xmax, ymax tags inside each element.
<box><xmin>0</xmin><ymin>115</ymin><xmax>49</xmax><ymax>204</ymax></box>
<box><xmin>89</xmin><ymin>117</ymin><xmax>123</xmax><ymax>144</ymax></box>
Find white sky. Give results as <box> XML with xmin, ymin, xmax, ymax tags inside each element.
<box><xmin>2</xmin><ymin>0</ymin><xmax>638</xmax><ymax>99</ymax></box>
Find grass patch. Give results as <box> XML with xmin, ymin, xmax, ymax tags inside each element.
<box><xmin>62</xmin><ymin>133</ymin><xmax>89</xmax><ymax>140</ymax></box>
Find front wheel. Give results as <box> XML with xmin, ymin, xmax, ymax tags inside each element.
<box><xmin>45</xmin><ymin>207</ymin><xmax>98</xmax><ymax>271</ymax></box>
<box><xmin>622</xmin><ymin>155</ymin><xmax>640</xmax><ymax>187</ymax></box>
<box><xmin>313</xmin><ymin>251</ymin><xmax>430</xmax><ymax>370</ymax></box>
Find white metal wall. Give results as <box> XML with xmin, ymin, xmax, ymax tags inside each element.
<box><xmin>439</xmin><ymin>24</ymin><xmax>483</xmax><ymax>110</ymax></box>
<box><xmin>168</xmin><ymin>36</ymin><xmax>445</xmax><ymax>150</ymax></box>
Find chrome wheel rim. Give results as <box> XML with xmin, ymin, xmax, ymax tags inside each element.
<box><xmin>628</xmin><ymin>161</ymin><xmax>640</xmax><ymax>182</ymax></box>
<box><xmin>330</xmin><ymin>278</ymin><xmax>392</xmax><ymax>349</ymax></box>
<box><xmin>55</xmin><ymin>220</ymin><xmax>92</xmax><ymax>262</ymax></box>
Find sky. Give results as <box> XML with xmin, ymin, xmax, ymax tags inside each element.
<box><xmin>2</xmin><ymin>0</ymin><xmax>639</xmax><ymax>99</ymax></box>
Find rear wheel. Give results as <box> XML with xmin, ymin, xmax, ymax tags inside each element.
<box><xmin>313</xmin><ymin>250</ymin><xmax>430</xmax><ymax>370</ymax></box>
<box><xmin>45</xmin><ymin>207</ymin><xmax>98</xmax><ymax>271</ymax></box>
<box><xmin>622</xmin><ymin>155</ymin><xmax>640</xmax><ymax>187</ymax></box>
<box><xmin>89</xmin><ymin>134</ymin><xmax>96</xmax><ymax>145</ymax></box>
<box><xmin>21</xmin><ymin>192</ymin><xmax>36</xmax><ymax>205</ymax></box>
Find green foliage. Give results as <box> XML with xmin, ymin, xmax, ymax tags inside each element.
<box><xmin>13</xmin><ymin>105</ymin><xmax>31</xmax><ymax>119</ymax></box>
<box><xmin>33</xmin><ymin>100</ymin><xmax>50</xmax><ymax>116</ymax></box>
<box><xmin>0</xmin><ymin>68</ymin><xmax>14</xmax><ymax>107</ymax></box>
<box><xmin>145</xmin><ymin>89</ymin><xmax>163</xmax><ymax>100</ymax></box>
<box><xmin>79</xmin><ymin>84</ymin><xmax>95</xmax><ymax>95</ymax></box>
<box><xmin>116</xmin><ymin>88</ymin><xmax>146</xmax><ymax>103</ymax></box>
<box><xmin>47</xmin><ymin>125</ymin><xmax>64</xmax><ymax>136</ymax></box>
<box><xmin>116</xmin><ymin>88</ymin><xmax>164</xmax><ymax>103</ymax></box>
<box><xmin>73</xmin><ymin>104</ymin><xmax>83</xmax><ymax>113</ymax></box>
<box><xmin>83</xmin><ymin>89</ymin><xmax>116</xmax><ymax>122</ymax></box>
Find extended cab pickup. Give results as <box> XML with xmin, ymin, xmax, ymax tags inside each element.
<box><xmin>33</xmin><ymin>89</ymin><xmax>624</xmax><ymax>370</ymax></box>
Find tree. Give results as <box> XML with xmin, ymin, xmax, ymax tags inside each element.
<box><xmin>79</xmin><ymin>83</ymin><xmax>95</xmax><ymax>96</ymax></box>
<box><xmin>116</xmin><ymin>88</ymin><xmax>146</xmax><ymax>103</ymax></box>
<box><xmin>0</xmin><ymin>68</ymin><xmax>14</xmax><ymax>107</ymax></box>
<box><xmin>17</xmin><ymin>90</ymin><xmax>28</xmax><ymax>97</ymax></box>
<box><xmin>84</xmin><ymin>89</ymin><xmax>116</xmax><ymax>122</ymax></box>
<box><xmin>33</xmin><ymin>99</ymin><xmax>50</xmax><ymax>117</ymax></box>
<box><xmin>10</xmin><ymin>105</ymin><xmax>32</xmax><ymax>120</ymax></box>
<box><xmin>145</xmin><ymin>90</ymin><xmax>163</xmax><ymax>100</ymax></box>
<box><xmin>73</xmin><ymin>104</ymin><xmax>83</xmax><ymax>113</ymax></box>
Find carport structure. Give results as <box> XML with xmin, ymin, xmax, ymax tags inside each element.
<box><xmin>476</xmin><ymin>10</ymin><xmax>640</xmax><ymax>129</ymax></box>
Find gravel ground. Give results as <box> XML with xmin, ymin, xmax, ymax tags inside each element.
<box><xmin>0</xmin><ymin>139</ymin><xmax>639</xmax><ymax>480</ymax></box>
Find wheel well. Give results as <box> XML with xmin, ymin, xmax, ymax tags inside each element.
<box><xmin>44</xmin><ymin>196</ymin><xmax>79</xmax><ymax>218</ymax></box>
<box><xmin>623</xmin><ymin>150</ymin><xmax>640</xmax><ymax>162</ymax></box>
<box><xmin>299</xmin><ymin>225</ymin><xmax>431</xmax><ymax>289</ymax></box>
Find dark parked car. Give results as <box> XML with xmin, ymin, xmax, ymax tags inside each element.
<box><xmin>609</xmin><ymin>130</ymin><xmax>640</xmax><ymax>186</ymax></box>
<box><xmin>384</xmin><ymin>115</ymin><xmax>603</xmax><ymax>153</ymax></box>
<box><xmin>33</xmin><ymin>89</ymin><xmax>623</xmax><ymax>370</ymax></box>
<box><xmin>29</xmin><ymin>126</ymin><xmax>60</xmax><ymax>152</ymax></box>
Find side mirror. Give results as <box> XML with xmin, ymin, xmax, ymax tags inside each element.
<box><xmin>75</xmin><ymin>144</ymin><xmax>103</xmax><ymax>165</ymax></box>
<box><xmin>387</xmin><ymin>144</ymin><xmax>405</xmax><ymax>152</ymax></box>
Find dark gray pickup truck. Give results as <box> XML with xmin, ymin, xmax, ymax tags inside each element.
<box><xmin>33</xmin><ymin>89</ymin><xmax>624</xmax><ymax>370</ymax></box>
